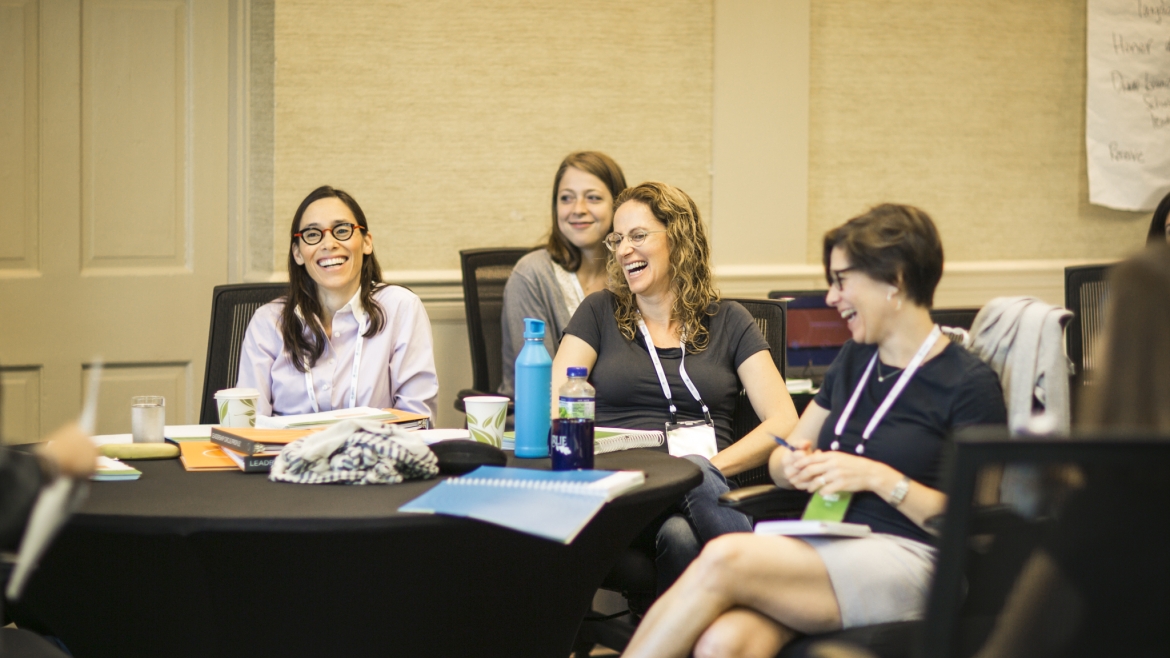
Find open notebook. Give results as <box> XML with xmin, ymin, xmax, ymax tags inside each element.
<box><xmin>399</xmin><ymin>466</ymin><xmax>645</xmax><ymax>544</ymax></box>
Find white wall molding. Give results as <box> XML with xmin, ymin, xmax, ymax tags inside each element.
<box><xmin>264</xmin><ymin>258</ymin><xmax>1118</xmax><ymax>308</ymax></box>
<box><xmin>713</xmin><ymin>259</ymin><xmax>1119</xmax><ymax>307</ymax></box>
<box><xmin>262</xmin><ymin>259</ymin><xmax>1118</xmax><ymax>308</ymax></box>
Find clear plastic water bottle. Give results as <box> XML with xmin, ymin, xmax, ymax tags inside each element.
<box><xmin>514</xmin><ymin>318</ymin><xmax>552</xmax><ymax>458</ymax></box>
<box><xmin>558</xmin><ymin>367</ymin><xmax>595</xmax><ymax>419</ymax></box>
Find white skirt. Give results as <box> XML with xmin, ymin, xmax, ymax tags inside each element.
<box><xmin>798</xmin><ymin>533</ymin><xmax>938</xmax><ymax>628</ymax></box>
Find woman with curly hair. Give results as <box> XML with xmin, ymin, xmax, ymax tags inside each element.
<box><xmin>552</xmin><ymin>182</ymin><xmax>799</xmax><ymax>591</ymax></box>
<box><xmin>624</xmin><ymin>203</ymin><xmax>1007</xmax><ymax>658</ymax></box>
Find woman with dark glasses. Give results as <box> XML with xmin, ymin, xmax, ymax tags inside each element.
<box><xmin>624</xmin><ymin>204</ymin><xmax>1006</xmax><ymax>658</ymax></box>
<box><xmin>237</xmin><ymin>185</ymin><xmax>438</xmax><ymax>419</ymax></box>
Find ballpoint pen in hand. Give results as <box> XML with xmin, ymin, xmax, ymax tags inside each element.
<box><xmin>772</xmin><ymin>435</ymin><xmax>806</xmax><ymax>453</ymax></box>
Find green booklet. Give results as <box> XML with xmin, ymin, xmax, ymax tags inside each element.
<box><xmin>801</xmin><ymin>491</ymin><xmax>853</xmax><ymax>522</ymax></box>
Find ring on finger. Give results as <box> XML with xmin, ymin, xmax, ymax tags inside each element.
<box><xmin>818</xmin><ymin>475</ymin><xmax>827</xmax><ymax>488</ymax></box>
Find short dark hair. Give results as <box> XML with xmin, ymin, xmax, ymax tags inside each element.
<box><xmin>545</xmin><ymin>152</ymin><xmax>627</xmax><ymax>272</ymax></box>
<box><xmin>281</xmin><ymin>185</ymin><xmax>386</xmax><ymax>372</ymax></box>
<box><xmin>1146</xmin><ymin>191</ymin><xmax>1170</xmax><ymax>246</ymax></box>
<box><xmin>822</xmin><ymin>203</ymin><xmax>943</xmax><ymax>308</ymax></box>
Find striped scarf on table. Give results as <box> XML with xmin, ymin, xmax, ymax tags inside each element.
<box><xmin>269</xmin><ymin>419</ymin><xmax>438</xmax><ymax>485</ymax></box>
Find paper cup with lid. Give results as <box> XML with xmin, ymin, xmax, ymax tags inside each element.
<box><xmin>214</xmin><ymin>387</ymin><xmax>261</xmax><ymax>427</ymax></box>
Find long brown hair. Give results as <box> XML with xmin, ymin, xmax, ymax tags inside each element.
<box><xmin>1080</xmin><ymin>245</ymin><xmax>1170</xmax><ymax>431</ymax></box>
<box><xmin>545</xmin><ymin>152</ymin><xmax>627</xmax><ymax>272</ymax></box>
<box><xmin>607</xmin><ymin>182</ymin><xmax>719</xmax><ymax>352</ymax></box>
<box><xmin>280</xmin><ymin>186</ymin><xmax>387</xmax><ymax>372</ymax></box>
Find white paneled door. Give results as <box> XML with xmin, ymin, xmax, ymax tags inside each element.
<box><xmin>0</xmin><ymin>0</ymin><xmax>230</xmax><ymax>441</ymax></box>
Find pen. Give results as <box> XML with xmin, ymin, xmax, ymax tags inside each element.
<box><xmin>772</xmin><ymin>435</ymin><xmax>802</xmax><ymax>452</ymax></box>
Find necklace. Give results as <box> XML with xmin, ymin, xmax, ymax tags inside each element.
<box><xmin>875</xmin><ymin>360</ymin><xmax>904</xmax><ymax>383</ymax></box>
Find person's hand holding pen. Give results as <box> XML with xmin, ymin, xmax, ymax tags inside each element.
<box><xmin>767</xmin><ymin>435</ymin><xmax>813</xmax><ymax>489</ymax></box>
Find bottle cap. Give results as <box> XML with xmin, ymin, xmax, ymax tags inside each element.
<box><xmin>522</xmin><ymin>317</ymin><xmax>546</xmax><ymax>339</ymax></box>
<box><xmin>566</xmin><ymin>367</ymin><xmax>587</xmax><ymax>378</ymax></box>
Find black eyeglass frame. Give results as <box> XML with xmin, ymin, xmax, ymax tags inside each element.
<box><xmin>828</xmin><ymin>266</ymin><xmax>859</xmax><ymax>290</ymax></box>
<box><xmin>293</xmin><ymin>223</ymin><xmax>365</xmax><ymax>246</ymax></box>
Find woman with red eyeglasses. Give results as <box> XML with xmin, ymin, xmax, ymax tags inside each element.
<box><xmin>237</xmin><ymin>185</ymin><xmax>438</xmax><ymax>419</ymax></box>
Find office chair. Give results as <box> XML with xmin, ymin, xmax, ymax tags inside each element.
<box><xmin>573</xmin><ymin>297</ymin><xmax>792</xmax><ymax>656</ymax></box>
<box><xmin>198</xmin><ymin>283</ymin><xmax>289</xmax><ymax>424</ymax></box>
<box><xmin>727</xmin><ymin>298</ymin><xmax>788</xmax><ymax>486</ymax></box>
<box><xmin>454</xmin><ymin>248</ymin><xmax>530</xmax><ymax>413</ymax></box>
<box><xmin>786</xmin><ymin>428</ymin><xmax>1170</xmax><ymax>658</ymax></box>
<box><xmin>1064</xmin><ymin>264</ymin><xmax>1112</xmax><ymax>418</ymax></box>
<box><xmin>928</xmin><ymin>307</ymin><xmax>979</xmax><ymax>331</ymax></box>
<box><xmin>768</xmin><ymin>289</ymin><xmax>827</xmax><ymax>301</ymax></box>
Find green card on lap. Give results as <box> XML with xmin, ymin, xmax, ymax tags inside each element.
<box><xmin>801</xmin><ymin>491</ymin><xmax>852</xmax><ymax>522</ymax></box>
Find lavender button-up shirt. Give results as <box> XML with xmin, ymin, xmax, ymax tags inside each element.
<box><xmin>236</xmin><ymin>285</ymin><xmax>439</xmax><ymax>419</ymax></box>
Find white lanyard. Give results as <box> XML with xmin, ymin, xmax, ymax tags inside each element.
<box><xmin>304</xmin><ymin>320</ymin><xmax>365</xmax><ymax>414</ymax></box>
<box><xmin>636</xmin><ymin>316</ymin><xmax>711</xmax><ymax>424</ymax></box>
<box><xmin>831</xmin><ymin>325</ymin><xmax>942</xmax><ymax>454</ymax></box>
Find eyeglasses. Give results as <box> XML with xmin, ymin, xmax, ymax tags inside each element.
<box><xmin>294</xmin><ymin>223</ymin><xmax>363</xmax><ymax>246</ymax></box>
<box><xmin>828</xmin><ymin>266</ymin><xmax>858</xmax><ymax>290</ymax></box>
<box><xmin>603</xmin><ymin>229</ymin><xmax>666</xmax><ymax>252</ymax></box>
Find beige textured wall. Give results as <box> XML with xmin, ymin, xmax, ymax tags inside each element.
<box><xmin>273</xmin><ymin>0</ymin><xmax>712</xmax><ymax>272</ymax></box>
<box><xmin>807</xmin><ymin>0</ymin><xmax>1148</xmax><ymax>264</ymax></box>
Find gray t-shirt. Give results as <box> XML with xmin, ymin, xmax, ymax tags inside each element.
<box><xmin>499</xmin><ymin>249</ymin><xmax>574</xmax><ymax>398</ymax></box>
<box><xmin>564</xmin><ymin>291</ymin><xmax>771</xmax><ymax>451</ymax></box>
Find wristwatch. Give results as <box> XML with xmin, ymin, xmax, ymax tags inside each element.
<box><xmin>889</xmin><ymin>475</ymin><xmax>911</xmax><ymax>508</ymax></box>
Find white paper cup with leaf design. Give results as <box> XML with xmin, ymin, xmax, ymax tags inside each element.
<box><xmin>463</xmin><ymin>395</ymin><xmax>509</xmax><ymax>448</ymax></box>
<box><xmin>214</xmin><ymin>387</ymin><xmax>261</xmax><ymax>427</ymax></box>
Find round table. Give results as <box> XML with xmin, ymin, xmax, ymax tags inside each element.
<box><xmin>14</xmin><ymin>450</ymin><xmax>700</xmax><ymax>658</ymax></box>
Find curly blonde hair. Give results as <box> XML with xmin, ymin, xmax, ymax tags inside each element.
<box><xmin>607</xmin><ymin>182</ymin><xmax>720</xmax><ymax>352</ymax></box>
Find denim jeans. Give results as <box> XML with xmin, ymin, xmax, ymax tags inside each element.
<box><xmin>654</xmin><ymin>454</ymin><xmax>752</xmax><ymax>593</ymax></box>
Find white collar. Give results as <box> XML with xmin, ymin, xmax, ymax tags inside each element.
<box><xmin>293</xmin><ymin>288</ymin><xmax>368</xmax><ymax>331</ymax></box>
<box><xmin>337</xmin><ymin>288</ymin><xmax>368</xmax><ymax>329</ymax></box>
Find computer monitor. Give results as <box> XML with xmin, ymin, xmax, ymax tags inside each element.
<box><xmin>772</xmin><ymin>291</ymin><xmax>850</xmax><ymax>384</ymax></box>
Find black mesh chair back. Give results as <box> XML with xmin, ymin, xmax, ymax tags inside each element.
<box><xmin>768</xmin><ymin>289</ymin><xmax>827</xmax><ymax>301</ymax></box>
<box><xmin>725</xmin><ymin>298</ymin><xmax>787</xmax><ymax>486</ymax></box>
<box><xmin>916</xmin><ymin>427</ymin><xmax>1170</xmax><ymax>658</ymax></box>
<box><xmin>929</xmin><ymin>307</ymin><xmax>980</xmax><ymax>331</ymax></box>
<box><xmin>459</xmin><ymin>248</ymin><xmax>531</xmax><ymax>396</ymax></box>
<box><xmin>780</xmin><ymin>428</ymin><xmax>1170</xmax><ymax>658</ymax></box>
<box><xmin>199</xmin><ymin>283</ymin><xmax>289</xmax><ymax>424</ymax></box>
<box><xmin>1065</xmin><ymin>264</ymin><xmax>1112</xmax><ymax>389</ymax></box>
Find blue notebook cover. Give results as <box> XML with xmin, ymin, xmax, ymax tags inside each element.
<box><xmin>398</xmin><ymin>466</ymin><xmax>644</xmax><ymax>544</ymax></box>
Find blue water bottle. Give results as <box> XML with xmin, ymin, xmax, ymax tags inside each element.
<box><xmin>514</xmin><ymin>317</ymin><xmax>552</xmax><ymax>458</ymax></box>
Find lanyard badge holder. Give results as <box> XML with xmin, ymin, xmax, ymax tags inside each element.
<box><xmin>638</xmin><ymin>317</ymin><xmax>718</xmax><ymax>460</ymax></box>
<box><xmin>304</xmin><ymin>316</ymin><xmax>367</xmax><ymax>414</ymax></box>
<box><xmin>810</xmin><ymin>325</ymin><xmax>943</xmax><ymax>514</ymax></box>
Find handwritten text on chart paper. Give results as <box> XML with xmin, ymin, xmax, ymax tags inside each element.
<box><xmin>1087</xmin><ymin>0</ymin><xmax>1170</xmax><ymax>210</ymax></box>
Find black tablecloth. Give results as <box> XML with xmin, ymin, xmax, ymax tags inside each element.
<box><xmin>14</xmin><ymin>450</ymin><xmax>700</xmax><ymax>658</ymax></box>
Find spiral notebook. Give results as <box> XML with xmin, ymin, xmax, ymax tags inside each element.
<box><xmin>500</xmin><ymin>427</ymin><xmax>664</xmax><ymax>454</ymax></box>
<box><xmin>594</xmin><ymin>427</ymin><xmax>664</xmax><ymax>454</ymax></box>
<box><xmin>398</xmin><ymin>466</ymin><xmax>645</xmax><ymax>544</ymax></box>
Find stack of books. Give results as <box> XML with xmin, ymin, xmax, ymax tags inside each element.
<box><xmin>179</xmin><ymin>407</ymin><xmax>432</xmax><ymax>474</ymax></box>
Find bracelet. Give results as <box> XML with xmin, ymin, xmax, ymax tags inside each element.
<box><xmin>889</xmin><ymin>475</ymin><xmax>911</xmax><ymax>508</ymax></box>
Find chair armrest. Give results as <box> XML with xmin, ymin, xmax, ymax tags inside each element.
<box><xmin>718</xmin><ymin>485</ymin><xmax>810</xmax><ymax>519</ymax></box>
<box><xmin>803</xmin><ymin>640</ymin><xmax>882</xmax><ymax>658</ymax></box>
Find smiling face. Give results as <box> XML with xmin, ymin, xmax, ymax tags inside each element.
<box><xmin>555</xmin><ymin>167</ymin><xmax>614</xmax><ymax>252</ymax></box>
<box><xmin>613</xmin><ymin>200</ymin><xmax>671</xmax><ymax>299</ymax></box>
<box><xmin>291</xmin><ymin>196</ymin><xmax>374</xmax><ymax>298</ymax></box>
<box><xmin>825</xmin><ymin>246</ymin><xmax>899</xmax><ymax>345</ymax></box>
